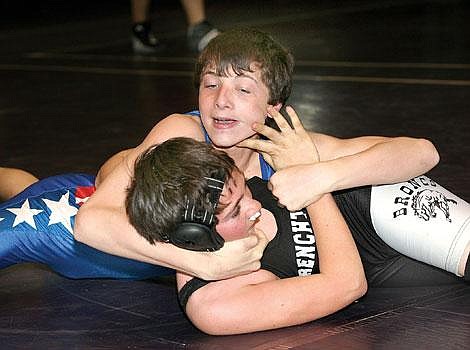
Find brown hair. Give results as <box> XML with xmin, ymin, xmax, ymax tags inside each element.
<box><xmin>126</xmin><ymin>137</ymin><xmax>236</xmax><ymax>244</ymax></box>
<box><xmin>194</xmin><ymin>28</ymin><xmax>294</xmax><ymax>106</ymax></box>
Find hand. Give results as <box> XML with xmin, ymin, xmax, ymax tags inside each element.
<box><xmin>199</xmin><ymin>228</ymin><xmax>268</xmax><ymax>280</ymax></box>
<box><xmin>269</xmin><ymin>163</ymin><xmax>333</xmax><ymax>211</ymax></box>
<box><xmin>237</xmin><ymin>106</ymin><xmax>319</xmax><ymax>171</ymax></box>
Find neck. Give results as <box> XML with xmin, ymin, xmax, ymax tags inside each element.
<box><xmin>218</xmin><ymin>146</ymin><xmax>260</xmax><ymax>179</ymax></box>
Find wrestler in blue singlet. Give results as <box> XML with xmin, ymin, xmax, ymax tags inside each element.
<box><xmin>0</xmin><ymin>173</ymin><xmax>172</xmax><ymax>279</ymax></box>
<box><xmin>188</xmin><ymin>110</ymin><xmax>275</xmax><ymax>180</ymax></box>
<box><xmin>0</xmin><ymin>111</ymin><xmax>272</xmax><ymax>280</ymax></box>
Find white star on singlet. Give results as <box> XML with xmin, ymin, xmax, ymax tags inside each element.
<box><xmin>42</xmin><ymin>191</ymin><xmax>78</xmax><ymax>234</ymax></box>
<box><xmin>7</xmin><ymin>199</ymin><xmax>43</xmax><ymax>229</ymax></box>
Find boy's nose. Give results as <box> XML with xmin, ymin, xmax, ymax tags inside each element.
<box><xmin>215</xmin><ymin>87</ymin><xmax>231</xmax><ymax>109</ymax></box>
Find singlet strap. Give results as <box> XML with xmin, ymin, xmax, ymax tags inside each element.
<box><xmin>259</xmin><ymin>154</ymin><xmax>274</xmax><ymax>180</ymax></box>
<box><xmin>186</xmin><ymin>110</ymin><xmax>211</xmax><ymax>144</ymax></box>
<box><xmin>178</xmin><ymin>277</ymin><xmax>210</xmax><ymax>310</ymax></box>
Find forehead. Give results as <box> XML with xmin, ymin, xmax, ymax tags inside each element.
<box><xmin>202</xmin><ymin>62</ymin><xmax>263</xmax><ymax>78</ymax></box>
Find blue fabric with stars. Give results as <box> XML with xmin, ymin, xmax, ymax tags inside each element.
<box><xmin>0</xmin><ymin>173</ymin><xmax>172</xmax><ymax>279</ymax></box>
<box><xmin>187</xmin><ymin>110</ymin><xmax>275</xmax><ymax>180</ymax></box>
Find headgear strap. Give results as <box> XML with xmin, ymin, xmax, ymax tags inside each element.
<box><xmin>171</xmin><ymin>173</ymin><xmax>226</xmax><ymax>251</ymax></box>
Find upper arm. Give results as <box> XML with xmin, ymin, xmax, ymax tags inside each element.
<box><xmin>74</xmin><ymin>114</ymin><xmax>204</xmax><ymax>239</ymax></box>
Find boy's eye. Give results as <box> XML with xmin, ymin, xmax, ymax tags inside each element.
<box><xmin>240</xmin><ymin>88</ymin><xmax>251</xmax><ymax>94</ymax></box>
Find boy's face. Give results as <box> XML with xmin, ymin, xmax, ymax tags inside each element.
<box><xmin>198</xmin><ymin>64</ymin><xmax>275</xmax><ymax>147</ymax></box>
<box><xmin>215</xmin><ymin>170</ymin><xmax>262</xmax><ymax>241</ymax></box>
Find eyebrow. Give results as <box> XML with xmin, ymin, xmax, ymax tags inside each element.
<box><xmin>202</xmin><ymin>71</ymin><xmax>259</xmax><ymax>84</ymax></box>
<box><xmin>235</xmin><ymin>74</ymin><xmax>258</xmax><ymax>84</ymax></box>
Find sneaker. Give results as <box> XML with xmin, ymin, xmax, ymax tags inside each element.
<box><xmin>187</xmin><ymin>20</ymin><xmax>220</xmax><ymax>53</ymax></box>
<box><xmin>131</xmin><ymin>22</ymin><xmax>165</xmax><ymax>54</ymax></box>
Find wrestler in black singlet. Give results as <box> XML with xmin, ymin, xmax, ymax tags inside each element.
<box><xmin>179</xmin><ymin>179</ymin><xmax>461</xmax><ymax>310</ymax></box>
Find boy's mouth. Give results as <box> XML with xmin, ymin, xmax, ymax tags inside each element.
<box><xmin>213</xmin><ymin>117</ymin><xmax>238</xmax><ymax>128</ymax></box>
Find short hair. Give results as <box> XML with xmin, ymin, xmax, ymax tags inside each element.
<box><xmin>194</xmin><ymin>28</ymin><xmax>294</xmax><ymax>106</ymax></box>
<box><xmin>125</xmin><ymin>137</ymin><xmax>236</xmax><ymax>245</ymax></box>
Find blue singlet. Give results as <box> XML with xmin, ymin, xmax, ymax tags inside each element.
<box><xmin>0</xmin><ymin>111</ymin><xmax>274</xmax><ymax>280</ymax></box>
<box><xmin>0</xmin><ymin>173</ymin><xmax>172</xmax><ymax>279</ymax></box>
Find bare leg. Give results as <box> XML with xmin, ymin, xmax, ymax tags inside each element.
<box><xmin>131</xmin><ymin>0</ymin><xmax>151</xmax><ymax>23</ymax></box>
<box><xmin>130</xmin><ymin>0</ymin><xmax>163</xmax><ymax>53</ymax></box>
<box><xmin>0</xmin><ymin>167</ymin><xmax>39</xmax><ymax>201</ymax></box>
<box><xmin>180</xmin><ymin>0</ymin><xmax>206</xmax><ymax>26</ymax></box>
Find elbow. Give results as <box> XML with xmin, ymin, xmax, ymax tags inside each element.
<box><xmin>193</xmin><ymin>320</ymin><xmax>226</xmax><ymax>336</ymax></box>
<box><xmin>353</xmin><ymin>267</ymin><xmax>368</xmax><ymax>299</ymax></box>
<box><xmin>354</xmin><ymin>275</ymin><xmax>368</xmax><ymax>299</ymax></box>
<box><xmin>340</xmin><ymin>270</ymin><xmax>368</xmax><ymax>303</ymax></box>
<box><xmin>417</xmin><ymin>138</ymin><xmax>440</xmax><ymax>171</ymax></box>
<box><xmin>191</xmin><ymin>306</ymin><xmax>237</xmax><ymax>336</ymax></box>
<box><xmin>187</xmin><ymin>309</ymin><xmax>227</xmax><ymax>336</ymax></box>
<box><xmin>187</xmin><ymin>300</ymin><xmax>242</xmax><ymax>336</ymax></box>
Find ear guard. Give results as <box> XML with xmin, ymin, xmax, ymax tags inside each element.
<box><xmin>172</xmin><ymin>222</ymin><xmax>224</xmax><ymax>251</ymax></box>
<box><xmin>170</xmin><ymin>176</ymin><xmax>225</xmax><ymax>251</ymax></box>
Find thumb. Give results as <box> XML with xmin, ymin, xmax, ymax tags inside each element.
<box><xmin>251</xmin><ymin>228</ymin><xmax>268</xmax><ymax>251</ymax></box>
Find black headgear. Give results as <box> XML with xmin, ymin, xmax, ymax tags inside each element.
<box><xmin>170</xmin><ymin>175</ymin><xmax>225</xmax><ymax>251</ymax></box>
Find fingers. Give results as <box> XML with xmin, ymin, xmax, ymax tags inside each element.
<box><xmin>238</xmin><ymin>105</ymin><xmax>305</xmax><ymax>146</ymax></box>
<box><xmin>237</xmin><ymin>138</ymin><xmax>275</xmax><ymax>153</ymax></box>
<box><xmin>285</xmin><ymin>106</ymin><xmax>307</xmax><ymax>133</ymax></box>
<box><xmin>268</xmin><ymin>105</ymin><xmax>308</xmax><ymax>136</ymax></box>
<box><xmin>251</xmin><ymin>228</ymin><xmax>268</xmax><ymax>254</ymax></box>
<box><xmin>235</xmin><ymin>229</ymin><xmax>268</xmax><ymax>256</ymax></box>
<box><xmin>212</xmin><ymin>234</ymin><xmax>265</xmax><ymax>277</ymax></box>
<box><xmin>267</xmin><ymin>106</ymin><xmax>292</xmax><ymax>132</ymax></box>
<box><xmin>237</xmin><ymin>229</ymin><xmax>267</xmax><ymax>272</ymax></box>
<box><xmin>252</xmin><ymin>122</ymin><xmax>283</xmax><ymax>143</ymax></box>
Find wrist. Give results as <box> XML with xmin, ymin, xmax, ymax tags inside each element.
<box><xmin>313</xmin><ymin>161</ymin><xmax>340</xmax><ymax>193</ymax></box>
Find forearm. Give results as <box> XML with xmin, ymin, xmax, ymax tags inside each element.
<box><xmin>322</xmin><ymin>137</ymin><xmax>439</xmax><ymax>192</ymax></box>
<box><xmin>74</xmin><ymin>206</ymin><xmax>266</xmax><ymax>280</ymax></box>
<box><xmin>307</xmin><ymin>194</ymin><xmax>365</xmax><ymax>284</ymax></box>
<box><xmin>187</xmin><ymin>195</ymin><xmax>367</xmax><ymax>335</ymax></box>
<box><xmin>74</xmin><ymin>206</ymin><xmax>200</xmax><ymax>272</ymax></box>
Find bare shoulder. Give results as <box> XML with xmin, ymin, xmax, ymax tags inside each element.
<box><xmin>145</xmin><ymin>113</ymin><xmax>205</xmax><ymax>143</ymax></box>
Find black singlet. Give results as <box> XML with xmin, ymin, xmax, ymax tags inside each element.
<box><xmin>179</xmin><ymin>177</ymin><xmax>320</xmax><ymax>309</ymax></box>
<box><xmin>179</xmin><ymin>181</ymin><xmax>462</xmax><ymax>310</ymax></box>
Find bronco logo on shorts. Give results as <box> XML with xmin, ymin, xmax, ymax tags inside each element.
<box><xmin>411</xmin><ymin>189</ymin><xmax>457</xmax><ymax>222</ymax></box>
